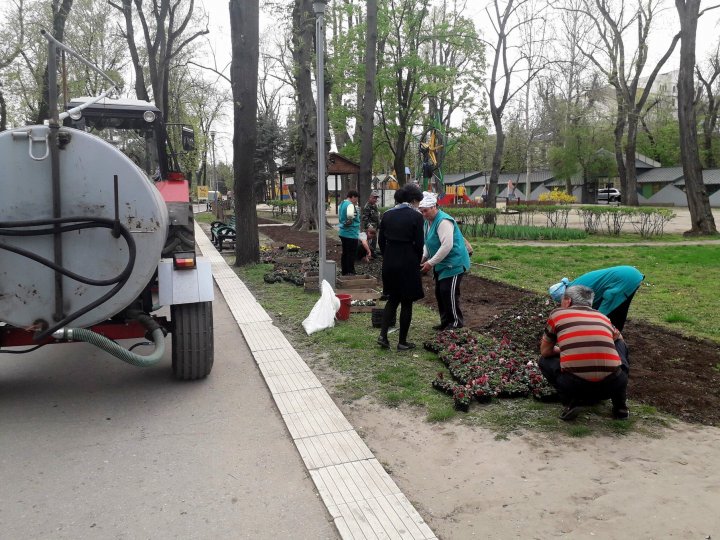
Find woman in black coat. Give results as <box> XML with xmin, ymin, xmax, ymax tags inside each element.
<box><xmin>377</xmin><ymin>184</ymin><xmax>425</xmax><ymax>351</ymax></box>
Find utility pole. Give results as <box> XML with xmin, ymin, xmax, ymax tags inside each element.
<box><xmin>211</xmin><ymin>130</ymin><xmax>218</xmax><ymax>218</ymax></box>
<box><xmin>314</xmin><ymin>0</ymin><xmax>331</xmax><ymax>289</ymax></box>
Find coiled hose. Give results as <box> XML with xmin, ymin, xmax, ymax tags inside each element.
<box><xmin>52</xmin><ymin>314</ymin><xmax>165</xmax><ymax>367</ymax></box>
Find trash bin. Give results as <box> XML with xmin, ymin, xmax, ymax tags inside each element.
<box><xmin>335</xmin><ymin>294</ymin><xmax>352</xmax><ymax>321</ymax></box>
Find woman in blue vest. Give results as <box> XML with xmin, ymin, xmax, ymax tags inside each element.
<box><xmin>338</xmin><ymin>190</ymin><xmax>360</xmax><ymax>275</ymax></box>
<box><xmin>548</xmin><ymin>266</ymin><xmax>644</xmax><ymax>331</ymax></box>
<box><xmin>419</xmin><ymin>192</ymin><xmax>472</xmax><ymax>330</ymax></box>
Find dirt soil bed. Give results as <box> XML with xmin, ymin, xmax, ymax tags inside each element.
<box><xmin>257</xmin><ymin>222</ymin><xmax>720</xmax><ymax>426</ymax></box>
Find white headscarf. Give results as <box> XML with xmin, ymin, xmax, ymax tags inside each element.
<box><xmin>418</xmin><ymin>191</ymin><xmax>437</xmax><ymax>208</ymax></box>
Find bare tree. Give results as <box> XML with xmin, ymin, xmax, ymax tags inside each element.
<box><xmin>571</xmin><ymin>0</ymin><xmax>680</xmax><ymax>206</ymax></box>
<box><xmin>36</xmin><ymin>0</ymin><xmax>74</xmax><ymax>123</ymax></box>
<box><xmin>696</xmin><ymin>40</ymin><xmax>720</xmax><ymax>168</ymax></box>
<box><xmin>109</xmin><ymin>0</ymin><xmax>209</xmax><ymax>119</ymax></box>
<box><xmin>544</xmin><ymin>0</ymin><xmax>597</xmax><ymax>194</ymax></box>
<box><xmin>518</xmin><ymin>0</ymin><xmax>548</xmax><ymax>200</ymax></box>
<box><xmin>482</xmin><ymin>0</ymin><xmax>547</xmax><ymax>208</ymax></box>
<box><xmin>675</xmin><ymin>0</ymin><xmax>717</xmax><ymax>235</ymax></box>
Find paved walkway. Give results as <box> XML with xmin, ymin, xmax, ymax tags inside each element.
<box><xmin>195</xmin><ymin>223</ymin><xmax>436</xmax><ymax>540</ymax></box>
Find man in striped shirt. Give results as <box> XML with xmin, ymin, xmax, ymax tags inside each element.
<box><xmin>540</xmin><ymin>285</ymin><xmax>630</xmax><ymax>421</ymax></box>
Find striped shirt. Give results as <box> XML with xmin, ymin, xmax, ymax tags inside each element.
<box><xmin>543</xmin><ymin>306</ymin><xmax>621</xmax><ymax>382</ymax></box>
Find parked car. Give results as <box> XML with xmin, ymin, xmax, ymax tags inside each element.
<box><xmin>597</xmin><ymin>188</ymin><xmax>621</xmax><ymax>203</ymax></box>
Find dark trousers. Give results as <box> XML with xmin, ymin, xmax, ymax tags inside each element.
<box><xmin>539</xmin><ymin>340</ymin><xmax>629</xmax><ymax>408</ymax></box>
<box><xmin>607</xmin><ymin>290</ymin><xmax>637</xmax><ymax>331</ymax></box>
<box><xmin>380</xmin><ymin>297</ymin><xmax>413</xmax><ymax>344</ymax></box>
<box><xmin>435</xmin><ymin>272</ymin><xmax>464</xmax><ymax>329</ymax></box>
<box><xmin>340</xmin><ymin>237</ymin><xmax>358</xmax><ymax>275</ymax></box>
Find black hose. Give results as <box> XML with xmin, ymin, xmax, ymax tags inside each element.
<box><xmin>0</xmin><ymin>216</ymin><xmax>136</xmax><ymax>341</ymax></box>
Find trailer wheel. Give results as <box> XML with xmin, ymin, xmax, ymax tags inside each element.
<box><xmin>171</xmin><ymin>301</ymin><xmax>214</xmax><ymax>380</ymax></box>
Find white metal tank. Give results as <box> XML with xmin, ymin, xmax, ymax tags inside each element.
<box><xmin>0</xmin><ymin>125</ymin><xmax>169</xmax><ymax>329</ymax></box>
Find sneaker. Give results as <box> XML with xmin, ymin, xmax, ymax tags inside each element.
<box><xmin>432</xmin><ymin>324</ymin><xmax>445</xmax><ymax>331</ymax></box>
<box><xmin>559</xmin><ymin>405</ymin><xmax>581</xmax><ymax>421</ymax></box>
<box><xmin>376</xmin><ymin>336</ymin><xmax>390</xmax><ymax>349</ymax></box>
<box><xmin>397</xmin><ymin>342</ymin><xmax>416</xmax><ymax>351</ymax></box>
<box><xmin>612</xmin><ymin>407</ymin><xmax>630</xmax><ymax>420</ymax></box>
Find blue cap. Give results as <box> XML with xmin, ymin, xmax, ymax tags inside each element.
<box><xmin>548</xmin><ymin>278</ymin><xmax>570</xmax><ymax>302</ymax></box>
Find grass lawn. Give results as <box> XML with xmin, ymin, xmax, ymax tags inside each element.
<box><xmin>467</xmin><ymin>243</ymin><xmax>720</xmax><ymax>343</ymax></box>
<box><xmin>231</xmin><ymin>259</ymin><xmax>671</xmax><ymax>438</ymax></box>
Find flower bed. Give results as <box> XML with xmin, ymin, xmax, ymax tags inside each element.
<box><xmin>425</xmin><ymin>300</ymin><xmax>558</xmax><ymax>411</ymax></box>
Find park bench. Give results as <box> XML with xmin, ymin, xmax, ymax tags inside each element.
<box><xmin>501</xmin><ymin>197</ymin><xmax>521</xmax><ymax>215</ymax></box>
<box><xmin>211</xmin><ymin>216</ymin><xmax>236</xmax><ymax>251</ymax></box>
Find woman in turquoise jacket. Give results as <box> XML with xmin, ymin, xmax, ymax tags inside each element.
<box><xmin>419</xmin><ymin>192</ymin><xmax>472</xmax><ymax>330</ymax></box>
<box><xmin>338</xmin><ymin>190</ymin><xmax>360</xmax><ymax>275</ymax></box>
<box><xmin>549</xmin><ymin>266</ymin><xmax>644</xmax><ymax>331</ymax></box>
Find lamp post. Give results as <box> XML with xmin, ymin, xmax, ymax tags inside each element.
<box><xmin>210</xmin><ymin>130</ymin><xmax>218</xmax><ymax>218</ymax></box>
<box><xmin>314</xmin><ymin>0</ymin><xmax>329</xmax><ymax>289</ymax></box>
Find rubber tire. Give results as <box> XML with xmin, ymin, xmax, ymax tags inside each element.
<box><xmin>171</xmin><ymin>301</ymin><xmax>214</xmax><ymax>380</ymax></box>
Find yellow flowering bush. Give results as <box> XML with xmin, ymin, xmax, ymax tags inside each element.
<box><xmin>539</xmin><ymin>189</ymin><xmax>576</xmax><ymax>204</ymax></box>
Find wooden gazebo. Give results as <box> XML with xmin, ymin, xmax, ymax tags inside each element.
<box><xmin>277</xmin><ymin>152</ymin><xmax>361</xmax><ymax>213</ymax></box>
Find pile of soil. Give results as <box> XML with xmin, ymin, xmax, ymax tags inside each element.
<box><xmin>257</xmin><ymin>221</ymin><xmax>720</xmax><ymax>426</ymax></box>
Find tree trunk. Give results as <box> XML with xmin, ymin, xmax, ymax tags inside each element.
<box><xmin>358</xmin><ymin>0</ymin><xmax>378</xmax><ymax>197</ymax></box>
<box><xmin>230</xmin><ymin>0</ymin><xmax>260</xmax><ymax>265</ymax></box>
<box><xmin>291</xmin><ymin>0</ymin><xmax>319</xmax><ymax>231</ymax></box>
<box><xmin>36</xmin><ymin>0</ymin><xmax>74</xmax><ymax>124</ymax></box>
<box><xmin>487</xmin><ymin>114</ymin><xmax>505</xmax><ymax>209</ymax></box>
<box><xmin>393</xmin><ymin>128</ymin><xmax>407</xmax><ymax>186</ymax></box>
<box><xmin>676</xmin><ymin>0</ymin><xmax>717</xmax><ymax>235</ymax></box>
<box><xmin>624</xmin><ymin>112</ymin><xmax>640</xmax><ymax>206</ymax></box>
<box><xmin>115</xmin><ymin>0</ymin><xmax>150</xmax><ymax>102</ymax></box>
<box><xmin>613</xmin><ymin>86</ymin><xmax>627</xmax><ymax>198</ymax></box>
<box><xmin>0</xmin><ymin>88</ymin><xmax>7</xmax><ymax>132</ymax></box>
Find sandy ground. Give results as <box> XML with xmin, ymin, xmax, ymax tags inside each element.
<box><xmin>338</xmin><ymin>399</ymin><xmax>720</xmax><ymax>539</ymax></box>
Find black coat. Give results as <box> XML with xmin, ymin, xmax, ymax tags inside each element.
<box><xmin>378</xmin><ymin>205</ymin><xmax>425</xmax><ymax>301</ymax></box>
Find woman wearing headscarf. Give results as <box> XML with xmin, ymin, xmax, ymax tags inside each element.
<box><xmin>419</xmin><ymin>192</ymin><xmax>472</xmax><ymax>330</ymax></box>
<box><xmin>376</xmin><ymin>184</ymin><xmax>425</xmax><ymax>351</ymax></box>
<box><xmin>548</xmin><ymin>266</ymin><xmax>644</xmax><ymax>331</ymax></box>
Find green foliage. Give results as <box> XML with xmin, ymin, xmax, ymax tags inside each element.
<box><xmin>490</xmin><ymin>225</ymin><xmax>587</xmax><ymax>241</ymax></box>
<box><xmin>636</xmin><ymin>114</ymin><xmax>681</xmax><ymax>166</ymax></box>
<box><xmin>548</xmin><ymin>124</ymin><xmax>616</xmax><ymax>186</ymax></box>
<box><xmin>444</xmin><ymin>118</ymin><xmax>490</xmax><ymax>174</ymax></box>
<box><xmin>375</xmin><ymin>0</ymin><xmax>485</xmax><ymax>172</ymax></box>
<box><xmin>444</xmin><ymin>206</ymin><xmax>586</xmax><ymax>239</ymax></box>
<box><xmin>502</xmin><ymin>118</ymin><xmax>530</xmax><ymax>172</ymax></box>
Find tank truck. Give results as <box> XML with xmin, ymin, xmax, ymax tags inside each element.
<box><xmin>0</xmin><ymin>32</ymin><xmax>214</xmax><ymax>380</ymax></box>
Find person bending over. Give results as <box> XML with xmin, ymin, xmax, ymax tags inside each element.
<box><xmin>548</xmin><ymin>265</ymin><xmax>643</xmax><ymax>331</ymax></box>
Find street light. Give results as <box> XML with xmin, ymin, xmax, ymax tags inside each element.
<box><xmin>314</xmin><ymin>0</ymin><xmax>332</xmax><ymax>289</ymax></box>
<box><xmin>210</xmin><ymin>130</ymin><xmax>218</xmax><ymax>218</ymax></box>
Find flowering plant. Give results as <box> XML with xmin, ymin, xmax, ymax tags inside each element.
<box><xmin>428</xmin><ymin>315</ymin><xmax>558</xmax><ymax>411</ymax></box>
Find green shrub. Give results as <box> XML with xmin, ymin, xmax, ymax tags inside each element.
<box><xmin>575</xmin><ymin>206</ymin><xmax>676</xmax><ymax>237</ymax></box>
<box><xmin>492</xmin><ymin>225</ymin><xmax>587</xmax><ymax>241</ymax></box>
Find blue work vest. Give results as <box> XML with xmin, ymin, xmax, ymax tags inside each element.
<box><xmin>424</xmin><ymin>210</ymin><xmax>471</xmax><ymax>280</ymax></box>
